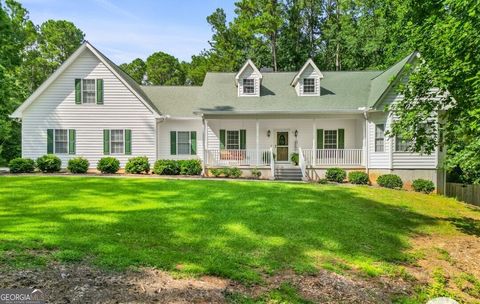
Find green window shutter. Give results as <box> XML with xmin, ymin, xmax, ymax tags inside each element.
<box><xmin>96</xmin><ymin>79</ymin><xmax>104</xmax><ymax>104</ymax></box>
<box><xmin>219</xmin><ymin>129</ymin><xmax>226</xmax><ymax>149</ymax></box>
<box><xmin>338</xmin><ymin>129</ymin><xmax>345</xmax><ymax>149</ymax></box>
<box><xmin>240</xmin><ymin>129</ymin><xmax>246</xmax><ymax>150</ymax></box>
<box><xmin>47</xmin><ymin>129</ymin><xmax>54</xmax><ymax>154</ymax></box>
<box><xmin>69</xmin><ymin>129</ymin><xmax>76</xmax><ymax>154</ymax></box>
<box><xmin>125</xmin><ymin>129</ymin><xmax>131</xmax><ymax>155</ymax></box>
<box><xmin>190</xmin><ymin>131</ymin><xmax>197</xmax><ymax>155</ymax></box>
<box><xmin>316</xmin><ymin>129</ymin><xmax>323</xmax><ymax>149</ymax></box>
<box><xmin>170</xmin><ymin>131</ymin><xmax>177</xmax><ymax>155</ymax></box>
<box><xmin>75</xmin><ymin>79</ymin><xmax>81</xmax><ymax>104</ymax></box>
<box><xmin>103</xmin><ymin>130</ymin><xmax>110</xmax><ymax>155</ymax></box>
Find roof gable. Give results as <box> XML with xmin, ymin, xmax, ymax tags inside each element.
<box><xmin>291</xmin><ymin>59</ymin><xmax>324</xmax><ymax>86</ymax></box>
<box><xmin>11</xmin><ymin>41</ymin><xmax>161</xmax><ymax>118</ymax></box>
<box><xmin>235</xmin><ymin>59</ymin><xmax>262</xmax><ymax>85</ymax></box>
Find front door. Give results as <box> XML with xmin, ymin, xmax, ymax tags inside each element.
<box><xmin>276</xmin><ymin>131</ymin><xmax>289</xmax><ymax>161</ymax></box>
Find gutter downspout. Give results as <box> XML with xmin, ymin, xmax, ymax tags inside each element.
<box><xmin>156</xmin><ymin>115</ymin><xmax>167</xmax><ymax>164</ymax></box>
<box><xmin>363</xmin><ymin>110</ymin><xmax>369</xmax><ymax>176</ymax></box>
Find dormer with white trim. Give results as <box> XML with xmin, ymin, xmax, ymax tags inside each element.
<box><xmin>291</xmin><ymin>59</ymin><xmax>324</xmax><ymax>96</ymax></box>
<box><xmin>235</xmin><ymin>59</ymin><xmax>262</xmax><ymax>97</ymax></box>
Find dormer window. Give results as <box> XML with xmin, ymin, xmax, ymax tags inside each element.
<box><xmin>303</xmin><ymin>78</ymin><xmax>316</xmax><ymax>94</ymax></box>
<box><xmin>242</xmin><ymin>79</ymin><xmax>255</xmax><ymax>94</ymax></box>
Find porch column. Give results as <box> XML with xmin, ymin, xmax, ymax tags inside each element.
<box><xmin>203</xmin><ymin>118</ymin><xmax>208</xmax><ymax>172</ymax></box>
<box><xmin>256</xmin><ymin>119</ymin><xmax>260</xmax><ymax>166</ymax></box>
<box><xmin>312</xmin><ymin>119</ymin><xmax>317</xmax><ymax>166</ymax></box>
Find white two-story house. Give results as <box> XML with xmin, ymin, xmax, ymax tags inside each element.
<box><xmin>10</xmin><ymin>42</ymin><xmax>445</xmax><ymax>191</ymax></box>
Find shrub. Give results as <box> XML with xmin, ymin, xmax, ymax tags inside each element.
<box><xmin>377</xmin><ymin>174</ymin><xmax>403</xmax><ymax>189</ymax></box>
<box><xmin>317</xmin><ymin>178</ymin><xmax>328</xmax><ymax>184</ymax></box>
<box><xmin>153</xmin><ymin>159</ymin><xmax>179</xmax><ymax>175</ymax></box>
<box><xmin>412</xmin><ymin>179</ymin><xmax>435</xmax><ymax>194</ymax></box>
<box><xmin>229</xmin><ymin>167</ymin><xmax>242</xmax><ymax>178</ymax></box>
<box><xmin>36</xmin><ymin>155</ymin><xmax>61</xmax><ymax>173</ymax></box>
<box><xmin>8</xmin><ymin>158</ymin><xmax>35</xmax><ymax>173</ymax></box>
<box><xmin>125</xmin><ymin>156</ymin><xmax>150</xmax><ymax>174</ymax></box>
<box><xmin>97</xmin><ymin>157</ymin><xmax>120</xmax><ymax>174</ymax></box>
<box><xmin>222</xmin><ymin>167</ymin><xmax>232</xmax><ymax>178</ymax></box>
<box><xmin>210</xmin><ymin>168</ymin><xmax>222</xmax><ymax>177</ymax></box>
<box><xmin>348</xmin><ymin>171</ymin><xmax>369</xmax><ymax>185</ymax></box>
<box><xmin>325</xmin><ymin>167</ymin><xmax>347</xmax><ymax>183</ymax></box>
<box><xmin>290</xmin><ymin>153</ymin><xmax>299</xmax><ymax>166</ymax></box>
<box><xmin>178</xmin><ymin>159</ymin><xmax>202</xmax><ymax>175</ymax></box>
<box><xmin>67</xmin><ymin>157</ymin><xmax>89</xmax><ymax>174</ymax></box>
<box><xmin>251</xmin><ymin>167</ymin><xmax>261</xmax><ymax>179</ymax></box>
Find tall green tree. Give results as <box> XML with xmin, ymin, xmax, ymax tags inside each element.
<box><xmin>119</xmin><ymin>58</ymin><xmax>146</xmax><ymax>84</ymax></box>
<box><xmin>146</xmin><ymin>51</ymin><xmax>186</xmax><ymax>85</ymax></box>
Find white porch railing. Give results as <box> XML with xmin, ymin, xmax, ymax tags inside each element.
<box><xmin>298</xmin><ymin>147</ymin><xmax>307</xmax><ymax>180</ymax></box>
<box><xmin>303</xmin><ymin>149</ymin><xmax>363</xmax><ymax>166</ymax></box>
<box><xmin>270</xmin><ymin>147</ymin><xmax>275</xmax><ymax>179</ymax></box>
<box><xmin>206</xmin><ymin>149</ymin><xmax>272</xmax><ymax>166</ymax></box>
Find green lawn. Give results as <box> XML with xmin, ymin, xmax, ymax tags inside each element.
<box><xmin>0</xmin><ymin>176</ymin><xmax>478</xmax><ymax>284</ymax></box>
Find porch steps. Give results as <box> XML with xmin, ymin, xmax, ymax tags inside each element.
<box><xmin>275</xmin><ymin>167</ymin><xmax>303</xmax><ymax>181</ymax></box>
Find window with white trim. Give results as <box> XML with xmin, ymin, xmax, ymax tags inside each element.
<box><xmin>375</xmin><ymin>124</ymin><xmax>385</xmax><ymax>152</ymax></box>
<box><xmin>324</xmin><ymin>130</ymin><xmax>337</xmax><ymax>149</ymax></box>
<box><xmin>226</xmin><ymin>130</ymin><xmax>240</xmax><ymax>150</ymax></box>
<box><xmin>54</xmin><ymin>129</ymin><xmax>68</xmax><ymax>154</ymax></box>
<box><xmin>177</xmin><ymin>131</ymin><xmax>191</xmax><ymax>155</ymax></box>
<box><xmin>303</xmin><ymin>78</ymin><xmax>315</xmax><ymax>94</ymax></box>
<box><xmin>110</xmin><ymin>130</ymin><xmax>124</xmax><ymax>154</ymax></box>
<box><xmin>242</xmin><ymin>79</ymin><xmax>255</xmax><ymax>94</ymax></box>
<box><xmin>395</xmin><ymin>135</ymin><xmax>412</xmax><ymax>152</ymax></box>
<box><xmin>82</xmin><ymin>79</ymin><xmax>96</xmax><ymax>103</ymax></box>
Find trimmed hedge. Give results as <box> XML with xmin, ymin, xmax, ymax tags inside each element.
<box><xmin>210</xmin><ymin>168</ymin><xmax>222</xmax><ymax>177</ymax></box>
<box><xmin>9</xmin><ymin>158</ymin><xmax>35</xmax><ymax>173</ymax></box>
<box><xmin>97</xmin><ymin>157</ymin><xmax>120</xmax><ymax>174</ymax></box>
<box><xmin>348</xmin><ymin>171</ymin><xmax>369</xmax><ymax>185</ymax></box>
<box><xmin>178</xmin><ymin>159</ymin><xmax>202</xmax><ymax>175</ymax></box>
<box><xmin>377</xmin><ymin>174</ymin><xmax>403</xmax><ymax>189</ymax></box>
<box><xmin>209</xmin><ymin>167</ymin><xmax>242</xmax><ymax>178</ymax></box>
<box><xmin>412</xmin><ymin>179</ymin><xmax>435</xmax><ymax>194</ymax></box>
<box><xmin>36</xmin><ymin>155</ymin><xmax>61</xmax><ymax>173</ymax></box>
<box><xmin>125</xmin><ymin>156</ymin><xmax>150</xmax><ymax>174</ymax></box>
<box><xmin>153</xmin><ymin>159</ymin><xmax>202</xmax><ymax>175</ymax></box>
<box><xmin>67</xmin><ymin>157</ymin><xmax>89</xmax><ymax>174</ymax></box>
<box><xmin>325</xmin><ymin>167</ymin><xmax>347</xmax><ymax>183</ymax></box>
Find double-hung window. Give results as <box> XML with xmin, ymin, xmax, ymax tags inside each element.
<box><xmin>395</xmin><ymin>135</ymin><xmax>412</xmax><ymax>152</ymax></box>
<box><xmin>226</xmin><ymin>130</ymin><xmax>240</xmax><ymax>150</ymax></box>
<box><xmin>177</xmin><ymin>131</ymin><xmax>191</xmax><ymax>155</ymax></box>
<box><xmin>54</xmin><ymin>129</ymin><xmax>68</xmax><ymax>154</ymax></box>
<box><xmin>110</xmin><ymin>130</ymin><xmax>124</xmax><ymax>154</ymax></box>
<box><xmin>242</xmin><ymin>79</ymin><xmax>255</xmax><ymax>94</ymax></box>
<box><xmin>324</xmin><ymin>130</ymin><xmax>338</xmax><ymax>149</ymax></box>
<box><xmin>303</xmin><ymin>78</ymin><xmax>315</xmax><ymax>94</ymax></box>
<box><xmin>375</xmin><ymin>124</ymin><xmax>385</xmax><ymax>152</ymax></box>
<box><xmin>82</xmin><ymin>79</ymin><xmax>96</xmax><ymax>103</ymax></box>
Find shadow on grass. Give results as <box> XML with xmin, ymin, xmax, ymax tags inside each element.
<box><xmin>447</xmin><ymin>217</ymin><xmax>480</xmax><ymax>237</ymax></box>
<box><xmin>0</xmin><ymin>176</ymin><xmax>440</xmax><ymax>282</ymax></box>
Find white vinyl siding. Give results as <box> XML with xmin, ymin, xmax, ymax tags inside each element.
<box><xmin>157</xmin><ymin>120</ymin><xmax>203</xmax><ymax>161</ymax></box>
<box><xmin>54</xmin><ymin>129</ymin><xmax>68</xmax><ymax>154</ymax></box>
<box><xmin>21</xmin><ymin>48</ymin><xmax>156</xmax><ymax>168</ymax></box>
<box><xmin>82</xmin><ymin>79</ymin><xmax>96</xmax><ymax>103</ymax></box>
<box><xmin>297</xmin><ymin>65</ymin><xmax>321</xmax><ymax>96</ymax></box>
<box><xmin>238</xmin><ymin>65</ymin><xmax>260</xmax><ymax>97</ymax></box>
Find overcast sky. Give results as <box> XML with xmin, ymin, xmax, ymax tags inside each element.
<box><xmin>21</xmin><ymin>0</ymin><xmax>236</xmax><ymax>64</ymax></box>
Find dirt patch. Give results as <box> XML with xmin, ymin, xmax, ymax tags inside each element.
<box><xmin>0</xmin><ymin>263</ymin><xmax>413</xmax><ymax>303</ymax></box>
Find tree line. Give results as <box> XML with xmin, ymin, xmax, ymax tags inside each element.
<box><xmin>1</xmin><ymin>0</ymin><xmax>480</xmax><ymax>183</ymax></box>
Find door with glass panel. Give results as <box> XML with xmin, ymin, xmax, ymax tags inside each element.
<box><xmin>276</xmin><ymin>131</ymin><xmax>289</xmax><ymax>161</ymax></box>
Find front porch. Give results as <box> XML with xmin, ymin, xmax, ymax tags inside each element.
<box><xmin>202</xmin><ymin>116</ymin><xmax>366</xmax><ymax>179</ymax></box>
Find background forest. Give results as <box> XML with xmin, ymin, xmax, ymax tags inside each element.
<box><xmin>1</xmin><ymin>0</ymin><xmax>479</xmax><ymax>182</ymax></box>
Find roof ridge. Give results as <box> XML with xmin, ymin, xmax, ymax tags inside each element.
<box><xmin>370</xmin><ymin>52</ymin><xmax>415</xmax><ymax>80</ymax></box>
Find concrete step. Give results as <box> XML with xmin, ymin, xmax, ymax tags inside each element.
<box><xmin>275</xmin><ymin>167</ymin><xmax>303</xmax><ymax>181</ymax></box>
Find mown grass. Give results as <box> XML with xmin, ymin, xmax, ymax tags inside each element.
<box><xmin>0</xmin><ymin>176</ymin><xmax>478</xmax><ymax>284</ymax></box>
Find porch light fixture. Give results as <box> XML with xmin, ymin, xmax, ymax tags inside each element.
<box><xmin>267</xmin><ymin>130</ymin><xmax>271</xmax><ymax>137</ymax></box>
<box><xmin>294</xmin><ymin>130</ymin><xmax>298</xmax><ymax>137</ymax></box>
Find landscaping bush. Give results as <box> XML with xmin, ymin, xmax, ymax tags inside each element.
<box><xmin>290</xmin><ymin>153</ymin><xmax>299</xmax><ymax>166</ymax></box>
<box><xmin>125</xmin><ymin>156</ymin><xmax>150</xmax><ymax>174</ymax></box>
<box><xmin>178</xmin><ymin>159</ymin><xmax>202</xmax><ymax>175</ymax></box>
<box><xmin>317</xmin><ymin>178</ymin><xmax>328</xmax><ymax>184</ymax></box>
<box><xmin>222</xmin><ymin>167</ymin><xmax>232</xmax><ymax>178</ymax></box>
<box><xmin>97</xmin><ymin>157</ymin><xmax>120</xmax><ymax>174</ymax></box>
<box><xmin>325</xmin><ymin>167</ymin><xmax>347</xmax><ymax>183</ymax></box>
<box><xmin>153</xmin><ymin>159</ymin><xmax>179</xmax><ymax>175</ymax></box>
<box><xmin>209</xmin><ymin>168</ymin><xmax>222</xmax><ymax>177</ymax></box>
<box><xmin>377</xmin><ymin>174</ymin><xmax>403</xmax><ymax>189</ymax></box>
<box><xmin>251</xmin><ymin>167</ymin><xmax>261</xmax><ymax>179</ymax></box>
<box><xmin>229</xmin><ymin>167</ymin><xmax>242</xmax><ymax>178</ymax></box>
<box><xmin>8</xmin><ymin>158</ymin><xmax>35</xmax><ymax>173</ymax></box>
<box><xmin>36</xmin><ymin>155</ymin><xmax>61</xmax><ymax>173</ymax></box>
<box><xmin>348</xmin><ymin>171</ymin><xmax>369</xmax><ymax>185</ymax></box>
<box><xmin>412</xmin><ymin>179</ymin><xmax>435</xmax><ymax>194</ymax></box>
<box><xmin>67</xmin><ymin>157</ymin><xmax>89</xmax><ymax>174</ymax></box>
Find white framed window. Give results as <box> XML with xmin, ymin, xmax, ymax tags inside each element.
<box><xmin>303</xmin><ymin>78</ymin><xmax>316</xmax><ymax>94</ymax></box>
<box><xmin>226</xmin><ymin>130</ymin><xmax>240</xmax><ymax>150</ymax></box>
<box><xmin>395</xmin><ymin>135</ymin><xmax>412</xmax><ymax>152</ymax></box>
<box><xmin>82</xmin><ymin>79</ymin><xmax>96</xmax><ymax>103</ymax></box>
<box><xmin>324</xmin><ymin>130</ymin><xmax>337</xmax><ymax>149</ymax></box>
<box><xmin>242</xmin><ymin>78</ymin><xmax>255</xmax><ymax>94</ymax></box>
<box><xmin>54</xmin><ymin>129</ymin><xmax>68</xmax><ymax>154</ymax></box>
<box><xmin>177</xmin><ymin>131</ymin><xmax>191</xmax><ymax>155</ymax></box>
<box><xmin>375</xmin><ymin>124</ymin><xmax>385</xmax><ymax>152</ymax></box>
<box><xmin>110</xmin><ymin>129</ymin><xmax>124</xmax><ymax>154</ymax></box>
